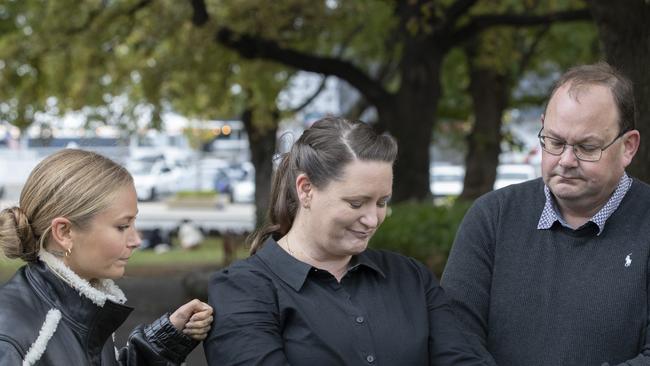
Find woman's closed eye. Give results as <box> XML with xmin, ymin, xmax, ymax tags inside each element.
<box><xmin>347</xmin><ymin>200</ymin><xmax>363</xmax><ymax>209</ymax></box>
<box><xmin>117</xmin><ymin>224</ymin><xmax>131</xmax><ymax>231</ymax></box>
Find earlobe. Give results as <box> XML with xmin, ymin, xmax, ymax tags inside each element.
<box><xmin>49</xmin><ymin>217</ymin><xmax>74</xmax><ymax>252</ymax></box>
<box><xmin>295</xmin><ymin>173</ymin><xmax>313</xmax><ymax>208</ymax></box>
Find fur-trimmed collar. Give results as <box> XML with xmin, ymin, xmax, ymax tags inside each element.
<box><xmin>38</xmin><ymin>250</ymin><xmax>127</xmax><ymax>307</ymax></box>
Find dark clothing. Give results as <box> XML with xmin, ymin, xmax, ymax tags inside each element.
<box><xmin>0</xmin><ymin>260</ymin><xmax>196</xmax><ymax>365</ymax></box>
<box><xmin>442</xmin><ymin>178</ymin><xmax>650</xmax><ymax>366</ymax></box>
<box><xmin>204</xmin><ymin>238</ymin><xmax>491</xmax><ymax>366</ymax></box>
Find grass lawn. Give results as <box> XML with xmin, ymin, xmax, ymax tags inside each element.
<box><xmin>0</xmin><ymin>236</ymin><xmax>249</xmax><ymax>281</ymax></box>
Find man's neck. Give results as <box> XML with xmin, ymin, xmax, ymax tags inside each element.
<box><xmin>556</xmin><ymin>196</ymin><xmax>608</xmax><ymax>229</ymax></box>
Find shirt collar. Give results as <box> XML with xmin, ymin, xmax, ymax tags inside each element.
<box><xmin>537</xmin><ymin>172</ymin><xmax>632</xmax><ymax>235</ymax></box>
<box><xmin>256</xmin><ymin>237</ymin><xmax>386</xmax><ymax>292</ymax></box>
<box><xmin>350</xmin><ymin>251</ymin><xmax>387</xmax><ymax>279</ymax></box>
<box><xmin>256</xmin><ymin>238</ymin><xmax>312</xmax><ymax>292</ymax></box>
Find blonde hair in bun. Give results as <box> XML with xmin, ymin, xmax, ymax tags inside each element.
<box><xmin>0</xmin><ymin>149</ymin><xmax>133</xmax><ymax>263</ymax></box>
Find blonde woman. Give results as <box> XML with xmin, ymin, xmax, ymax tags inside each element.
<box><xmin>0</xmin><ymin>149</ymin><xmax>213</xmax><ymax>365</ymax></box>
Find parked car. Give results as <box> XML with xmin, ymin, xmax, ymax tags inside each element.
<box><xmin>430</xmin><ymin>165</ymin><xmax>465</xmax><ymax>197</ymax></box>
<box><xmin>430</xmin><ymin>163</ymin><xmax>537</xmax><ymax>197</ymax></box>
<box><xmin>494</xmin><ymin>164</ymin><xmax>537</xmax><ymax>190</ymax></box>
<box><xmin>127</xmin><ymin>157</ymin><xmax>179</xmax><ymax>201</ymax></box>
<box><xmin>232</xmin><ymin>177</ymin><xmax>254</xmax><ymax>203</ymax></box>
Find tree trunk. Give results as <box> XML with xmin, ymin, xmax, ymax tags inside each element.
<box><xmin>386</xmin><ymin>38</ymin><xmax>443</xmax><ymax>202</ymax></box>
<box><xmin>460</xmin><ymin>48</ymin><xmax>510</xmax><ymax>200</ymax></box>
<box><xmin>241</xmin><ymin>108</ymin><xmax>277</xmax><ymax>227</ymax></box>
<box><xmin>587</xmin><ymin>0</ymin><xmax>650</xmax><ymax>183</ymax></box>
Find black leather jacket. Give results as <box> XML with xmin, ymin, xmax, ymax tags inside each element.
<box><xmin>0</xmin><ymin>261</ymin><xmax>197</xmax><ymax>365</ymax></box>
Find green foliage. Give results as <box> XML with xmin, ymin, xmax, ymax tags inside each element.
<box><xmin>370</xmin><ymin>200</ymin><xmax>471</xmax><ymax>275</ymax></box>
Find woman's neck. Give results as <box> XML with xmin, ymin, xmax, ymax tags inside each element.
<box><xmin>278</xmin><ymin>230</ymin><xmax>351</xmax><ymax>282</ymax></box>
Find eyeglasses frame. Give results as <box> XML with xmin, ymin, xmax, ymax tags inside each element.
<box><xmin>537</xmin><ymin>127</ymin><xmax>630</xmax><ymax>162</ymax></box>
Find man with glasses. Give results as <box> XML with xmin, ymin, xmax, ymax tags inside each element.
<box><xmin>442</xmin><ymin>62</ymin><xmax>647</xmax><ymax>365</ymax></box>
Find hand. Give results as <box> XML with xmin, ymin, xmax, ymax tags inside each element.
<box><xmin>169</xmin><ymin>299</ymin><xmax>214</xmax><ymax>341</ymax></box>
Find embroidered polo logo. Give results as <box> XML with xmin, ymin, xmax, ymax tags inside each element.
<box><xmin>625</xmin><ymin>253</ymin><xmax>632</xmax><ymax>267</ymax></box>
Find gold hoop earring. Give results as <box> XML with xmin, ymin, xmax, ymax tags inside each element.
<box><xmin>49</xmin><ymin>247</ymin><xmax>72</xmax><ymax>257</ymax></box>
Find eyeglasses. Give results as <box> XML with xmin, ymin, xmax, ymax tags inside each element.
<box><xmin>537</xmin><ymin>127</ymin><xmax>629</xmax><ymax>162</ymax></box>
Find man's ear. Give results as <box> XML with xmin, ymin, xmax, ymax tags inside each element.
<box><xmin>49</xmin><ymin>217</ymin><xmax>74</xmax><ymax>251</ymax></box>
<box><xmin>621</xmin><ymin>129</ymin><xmax>640</xmax><ymax>167</ymax></box>
<box><xmin>295</xmin><ymin>173</ymin><xmax>313</xmax><ymax>208</ymax></box>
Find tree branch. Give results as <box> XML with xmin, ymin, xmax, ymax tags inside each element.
<box><xmin>290</xmin><ymin>76</ymin><xmax>328</xmax><ymax>113</ymax></box>
<box><xmin>289</xmin><ymin>23</ymin><xmax>364</xmax><ymax>114</ymax></box>
<box><xmin>516</xmin><ymin>26</ymin><xmax>550</xmax><ymax>76</ymax></box>
<box><xmin>189</xmin><ymin>0</ymin><xmax>209</xmax><ymax>26</ymax></box>
<box><xmin>215</xmin><ymin>27</ymin><xmax>391</xmax><ymax>107</ymax></box>
<box><xmin>450</xmin><ymin>8</ymin><xmax>592</xmax><ymax>45</ymax></box>
<box><xmin>443</xmin><ymin>0</ymin><xmax>478</xmax><ymax>28</ymax></box>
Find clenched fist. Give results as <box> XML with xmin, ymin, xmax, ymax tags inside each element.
<box><xmin>170</xmin><ymin>299</ymin><xmax>213</xmax><ymax>341</ymax></box>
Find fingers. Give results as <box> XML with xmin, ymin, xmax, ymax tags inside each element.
<box><xmin>170</xmin><ymin>299</ymin><xmax>213</xmax><ymax>338</ymax></box>
<box><xmin>183</xmin><ymin>311</ymin><xmax>213</xmax><ymax>341</ymax></box>
<box><xmin>186</xmin><ymin>299</ymin><xmax>212</xmax><ymax>313</ymax></box>
<box><xmin>183</xmin><ymin>327</ymin><xmax>210</xmax><ymax>341</ymax></box>
<box><xmin>185</xmin><ymin>314</ymin><xmax>213</xmax><ymax>329</ymax></box>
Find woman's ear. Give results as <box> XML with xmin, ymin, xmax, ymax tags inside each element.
<box><xmin>49</xmin><ymin>217</ymin><xmax>74</xmax><ymax>251</ymax></box>
<box><xmin>295</xmin><ymin>173</ymin><xmax>313</xmax><ymax>209</ymax></box>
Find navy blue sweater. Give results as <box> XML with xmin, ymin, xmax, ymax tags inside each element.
<box><xmin>442</xmin><ymin>178</ymin><xmax>650</xmax><ymax>366</ymax></box>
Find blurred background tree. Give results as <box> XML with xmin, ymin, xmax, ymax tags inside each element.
<box><xmin>0</xmin><ymin>0</ymin><xmax>648</xmax><ymax>228</ymax></box>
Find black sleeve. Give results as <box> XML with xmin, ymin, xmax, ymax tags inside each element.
<box><xmin>417</xmin><ymin>260</ymin><xmax>497</xmax><ymax>366</ymax></box>
<box><xmin>117</xmin><ymin>313</ymin><xmax>198</xmax><ymax>365</ymax></box>
<box><xmin>441</xmin><ymin>197</ymin><xmax>497</xmax><ymax>363</ymax></box>
<box><xmin>203</xmin><ymin>267</ymin><xmax>291</xmax><ymax>366</ymax></box>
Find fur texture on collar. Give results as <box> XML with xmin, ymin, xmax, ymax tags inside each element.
<box><xmin>38</xmin><ymin>250</ymin><xmax>127</xmax><ymax>306</ymax></box>
<box><xmin>22</xmin><ymin>308</ymin><xmax>61</xmax><ymax>366</ymax></box>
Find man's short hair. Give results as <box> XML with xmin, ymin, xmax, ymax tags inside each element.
<box><xmin>547</xmin><ymin>62</ymin><xmax>636</xmax><ymax>131</ymax></box>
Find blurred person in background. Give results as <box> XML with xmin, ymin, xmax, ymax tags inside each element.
<box><xmin>442</xmin><ymin>62</ymin><xmax>647</xmax><ymax>365</ymax></box>
<box><xmin>178</xmin><ymin>219</ymin><xmax>204</xmax><ymax>250</ymax></box>
<box><xmin>204</xmin><ymin>117</ymin><xmax>493</xmax><ymax>366</ymax></box>
<box><xmin>0</xmin><ymin>149</ymin><xmax>213</xmax><ymax>365</ymax></box>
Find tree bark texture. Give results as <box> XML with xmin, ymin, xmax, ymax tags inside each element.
<box><xmin>460</xmin><ymin>57</ymin><xmax>509</xmax><ymax>200</ymax></box>
<box><xmin>587</xmin><ymin>0</ymin><xmax>650</xmax><ymax>183</ymax></box>
<box><xmin>241</xmin><ymin>108</ymin><xmax>277</xmax><ymax>228</ymax></box>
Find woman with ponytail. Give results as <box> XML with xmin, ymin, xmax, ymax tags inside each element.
<box><xmin>0</xmin><ymin>149</ymin><xmax>213</xmax><ymax>365</ymax></box>
<box><xmin>204</xmin><ymin>117</ymin><xmax>492</xmax><ymax>366</ymax></box>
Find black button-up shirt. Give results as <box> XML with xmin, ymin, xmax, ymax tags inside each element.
<box><xmin>204</xmin><ymin>238</ymin><xmax>489</xmax><ymax>366</ymax></box>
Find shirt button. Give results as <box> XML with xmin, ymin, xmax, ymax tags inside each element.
<box><xmin>366</xmin><ymin>354</ymin><xmax>375</xmax><ymax>363</ymax></box>
<box><xmin>355</xmin><ymin>316</ymin><xmax>365</xmax><ymax>324</ymax></box>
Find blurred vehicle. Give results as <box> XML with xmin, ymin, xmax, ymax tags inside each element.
<box><xmin>429</xmin><ymin>163</ymin><xmax>537</xmax><ymax>197</ymax></box>
<box><xmin>430</xmin><ymin>165</ymin><xmax>465</xmax><ymax>197</ymax></box>
<box><xmin>232</xmin><ymin>169</ymin><xmax>255</xmax><ymax>204</ymax></box>
<box><xmin>127</xmin><ymin>157</ymin><xmax>179</xmax><ymax>201</ymax></box>
<box><xmin>196</xmin><ymin>158</ymin><xmax>229</xmax><ymax>192</ymax></box>
<box><xmin>494</xmin><ymin>164</ymin><xmax>537</xmax><ymax>190</ymax></box>
<box><xmin>213</xmin><ymin>161</ymin><xmax>255</xmax><ymax>202</ymax></box>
